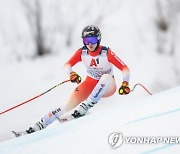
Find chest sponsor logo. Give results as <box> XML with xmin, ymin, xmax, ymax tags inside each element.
<box><xmin>90</xmin><ymin>58</ymin><xmax>99</xmax><ymax>67</ymax></box>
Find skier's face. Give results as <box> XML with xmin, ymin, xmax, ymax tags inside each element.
<box><xmin>83</xmin><ymin>36</ymin><xmax>98</xmax><ymax>51</ymax></box>
<box><xmin>86</xmin><ymin>43</ymin><xmax>97</xmax><ymax>51</ymax></box>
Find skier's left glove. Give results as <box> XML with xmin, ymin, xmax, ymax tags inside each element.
<box><xmin>69</xmin><ymin>72</ymin><xmax>81</xmax><ymax>84</ymax></box>
<box><xmin>119</xmin><ymin>81</ymin><xmax>130</xmax><ymax>95</ymax></box>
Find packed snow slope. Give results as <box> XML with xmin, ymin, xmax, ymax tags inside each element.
<box><xmin>0</xmin><ymin>86</ymin><xmax>180</xmax><ymax>154</ymax></box>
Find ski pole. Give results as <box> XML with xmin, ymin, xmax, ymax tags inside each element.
<box><xmin>131</xmin><ymin>83</ymin><xmax>152</xmax><ymax>95</ymax></box>
<box><xmin>0</xmin><ymin>79</ymin><xmax>71</xmax><ymax>115</ymax></box>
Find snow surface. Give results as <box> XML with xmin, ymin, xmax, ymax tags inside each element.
<box><xmin>0</xmin><ymin>85</ymin><xmax>180</xmax><ymax>154</ymax></box>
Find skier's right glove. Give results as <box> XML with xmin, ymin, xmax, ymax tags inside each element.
<box><xmin>119</xmin><ymin>81</ymin><xmax>130</xmax><ymax>95</ymax></box>
<box><xmin>69</xmin><ymin>72</ymin><xmax>81</xmax><ymax>84</ymax></box>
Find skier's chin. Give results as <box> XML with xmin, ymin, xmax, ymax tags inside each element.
<box><xmin>89</xmin><ymin>49</ymin><xmax>96</xmax><ymax>52</ymax></box>
<box><xmin>87</xmin><ymin>47</ymin><xmax>96</xmax><ymax>51</ymax></box>
<box><xmin>86</xmin><ymin>44</ymin><xmax>97</xmax><ymax>52</ymax></box>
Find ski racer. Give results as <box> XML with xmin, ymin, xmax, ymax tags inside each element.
<box><xmin>24</xmin><ymin>25</ymin><xmax>130</xmax><ymax>134</ymax></box>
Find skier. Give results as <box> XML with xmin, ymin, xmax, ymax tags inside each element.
<box><xmin>20</xmin><ymin>25</ymin><xmax>130</xmax><ymax>135</ymax></box>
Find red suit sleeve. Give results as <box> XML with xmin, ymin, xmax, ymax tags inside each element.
<box><xmin>107</xmin><ymin>49</ymin><xmax>130</xmax><ymax>82</ymax></box>
<box><xmin>63</xmin><ymin>49</ymin><xmax>82</xmax><ymax>74</ymax></box>
<box><xmin>65</xmin><ymin>49</ymin><xmax>82</xmax><ymax>67</ymax></box>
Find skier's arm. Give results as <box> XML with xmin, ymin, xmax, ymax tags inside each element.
<box><xmin>63</xmin><ymin>49</ymin><xmax>82</xmax><ymax>74</ymax></box>
<box><xmin>107</xmin><ymin>49</ymin><xmax>130</xmax><ymax>82</ymax></box>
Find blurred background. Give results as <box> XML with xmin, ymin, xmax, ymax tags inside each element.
<box><xmin>1</xmin><ymin>0</ymin><xmax>180</xmax><ymax>92</ymax></box>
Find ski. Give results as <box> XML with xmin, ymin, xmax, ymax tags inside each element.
<box><xmin>12</xmin><ymin>114</ymin><xmax>83</xmax><ymax>138</ymax></box>
<box><xmin>12</xmin><ymin>130</ymin><xmax>28</xmax><ymax>138</ymax></box>
<box><xmin>59</xmin><ymin>114</ymin><xmax>75</xmax><ymax>123</ymax></box>
<box><xmin>59</xmin><ymin>111</ymin><xmax>86</xmax><ymax>123</ymax></box>
<box><xmin>11</xmin><ymin>115</ymin><xmax>75</xmax><ymax>138</ymax></box>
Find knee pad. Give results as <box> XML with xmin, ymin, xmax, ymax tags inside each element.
<box><xmin>89</xmin><ymin>75</ymin><xmax>114</xmax><ymax>102</ymax></box>
<box><xmin>43</xmin><ymin>108</ymin><xmax>62</xmax><ymax>125</ymax></box>
<box><xmin>100</xmin><ymin>74</ymin><xmax>114</xmax><ymax>87</ymax></box>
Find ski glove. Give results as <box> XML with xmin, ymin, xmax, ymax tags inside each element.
<box><xmin>119</xmin><ymin>81</ymin><xmax>130</xmax><ymax>95</ymax></box>
<box><xmin>69</xmin><ymin>72</ymin><xmax>81</xmax><ymax>84</ymax></box>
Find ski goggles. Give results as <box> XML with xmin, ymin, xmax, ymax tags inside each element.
<box><xmin>83</xmin><ymin>36</ymin><xmax>98</xmax><ymax>45</ymax></box>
